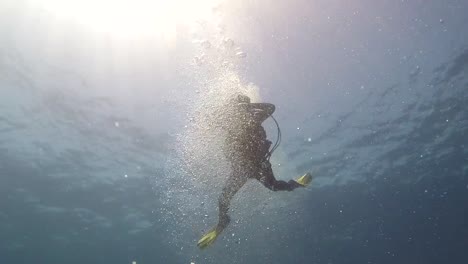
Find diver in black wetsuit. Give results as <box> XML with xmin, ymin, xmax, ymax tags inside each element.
<box><xmin>197</xmin><ymin>94</ymin><xmax>312</xmax><ymax>249</ymax></box>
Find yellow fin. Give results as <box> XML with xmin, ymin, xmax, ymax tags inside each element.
<box><xmin>197</xmin><ymin>227</ymin><xmax>220</xmax><ymax>249</ymax></box>
<box><xmin>296</xmin><ymin>172</ymin><xmax>313</xmax><ymax>187</ymax></box>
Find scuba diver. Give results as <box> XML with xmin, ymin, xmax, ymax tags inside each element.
<box><xmin>197</xmin><ymin>94</ymin><xmax>313</xmax><ymax>249</ymax></box>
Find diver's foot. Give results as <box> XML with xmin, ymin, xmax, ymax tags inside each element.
<box><xmin>197</xmin><ymin>217</ymin><xmax>230</xmax><ymax>249</ymax></box>
<box><xmin>197</xmin><ymin>214</ymin><xmax>231</xmax><ymax>249</ymax></box>
<box><xmin>197</xmin><ymin>227</ymin><xmax>221</xmax><ymax>249</ymax></box>
<box><xmin>295</xmin><ymin>172</ymin><xmax>313</xmax><ymax>187</ymax></box>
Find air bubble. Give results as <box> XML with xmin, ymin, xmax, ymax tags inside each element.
<box><xmin>223</xmin><ymin>38</ymin><xmax>234</xmax><ymax>48</ymax></box>
<box><xmin>236</xmin><ymin>51</ymin><xmax>246</xmax><ymax>58</ymax></box>
<box><xmin>200</xmin><ymin>40</ymin><xmax>211</xmax><ymax>49</ymax></box>
<box><xmin>194</xmin><ymin>56</ymin><xmax>202</xmax><ymax>66</ymax></box>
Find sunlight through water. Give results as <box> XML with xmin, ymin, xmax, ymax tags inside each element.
<box><xmin>29</xmin><ymin>0</ymin><xmax>221</xmax><ymax>40</ymax></box>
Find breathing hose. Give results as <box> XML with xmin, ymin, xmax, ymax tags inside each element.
<box><xmin>265</xmin><ymin>115</ymin><xmax>281</xmax><ymax>161</ymax></box>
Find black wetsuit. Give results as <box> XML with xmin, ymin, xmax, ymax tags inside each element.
<box><xmin>218</xmin><ymin>102</ymin><xmax>302</xmax><ymax>228</ymax></box>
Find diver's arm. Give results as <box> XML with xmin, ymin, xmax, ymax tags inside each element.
<box><xmin>248</xmin><ymin>103</ymin><xmax>275</xmax><ymax>123</ymax></box>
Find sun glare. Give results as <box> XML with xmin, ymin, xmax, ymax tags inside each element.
<box><xmin>31</xmin><ymin>0</ymin><xmax>220</xmax><ymax>39</ymax></box>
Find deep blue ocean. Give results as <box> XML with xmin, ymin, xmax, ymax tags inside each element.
<box><xmin>1</xmin><ymin>0</ymin><xmax>467</xmax><ymax>263</ymax></box>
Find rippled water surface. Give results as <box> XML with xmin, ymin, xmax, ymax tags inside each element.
<box><xmin>1</xmin><ymin>0</ymin><xmax>467</xmax><ymax>263</ymax></box>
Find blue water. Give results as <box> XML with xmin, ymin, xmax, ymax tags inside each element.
<box><xmin>1</xmin><ymin>0</ymin><xmax>467</xmax><ymax>263</ymax></box>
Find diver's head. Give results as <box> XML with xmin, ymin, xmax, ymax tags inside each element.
<box><xmin>236</xmin><ymin>94</ymin><xmax>251</xmax><ymax>104</ymax></box>
<box><xmin>227</xmin><ymin>94</ymin><xmax>251</xmax><ymax>116</ymax></box>
<box><xmin>228</xmin><ymin>94</ymin><xmax>251</xmax><ymax>107</ymax></box>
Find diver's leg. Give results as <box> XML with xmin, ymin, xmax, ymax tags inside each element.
<box><xmin>217</xmin><ymin>167</ymin><xmax>248</xmax><ymax>228</ymax></box>
<box><xmin>197</xmin><ymin>168</ymin><xmax>248</xmax><ymax>249</ymax></box>
<box><xmin>197</xmin><ymin>165</ymin><xmax>248</xmax><ymax>249</ymax></box>
<box><xmin>257</xmin><ymin>160</ymin><xmax>302</xmax><ymax>191</ymax></box>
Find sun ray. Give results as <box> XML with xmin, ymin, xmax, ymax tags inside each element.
<box><xmin>30</xmin><ymin>0</ymin><xmax>220</xmax><ymax>40</ymax></box>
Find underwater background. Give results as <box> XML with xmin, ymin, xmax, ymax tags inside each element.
<box><xmin>1</xmin><ymin>0</ymin><xmax>467</xmax><ymax>263</ymax></box>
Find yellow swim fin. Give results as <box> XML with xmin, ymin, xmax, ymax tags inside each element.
<box><xmin>295</xmin><ymin>172</ymin><xmax>313</xmax><ymax>187</ymax></box>
<box><xmin>197</xmin><ymin>227</ymin><xmax>221</xmax><ymax>249</ymax></box>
